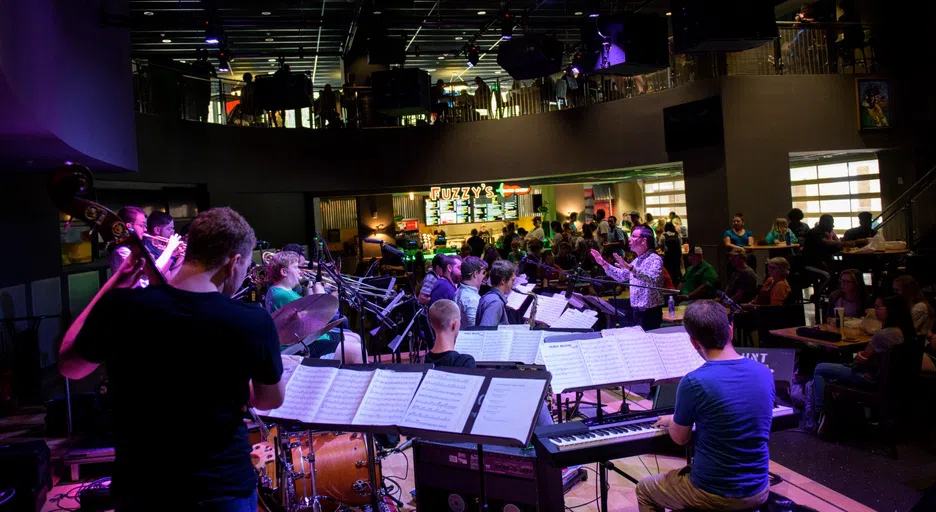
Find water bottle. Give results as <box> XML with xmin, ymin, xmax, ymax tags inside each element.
<box><xmin>668</xmin><ymin>296</ymin><xmax>676</xmax><ymax>317</ymax></box>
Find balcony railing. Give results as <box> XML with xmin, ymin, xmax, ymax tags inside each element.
<box><xmin>132</xmin><ymin>22</ymin><xmax>876</xmax><ymax>130</ymax></box>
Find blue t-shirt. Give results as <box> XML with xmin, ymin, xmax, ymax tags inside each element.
<box><xmin>429</xmin><ymin>277</ymin><xmax>457</xmax><ymax>305</ymax></box>
<box><xmin>723</xmin><ymin>229</ymin><xmax>754</xmax><ymax>247</ymax></box>
<box><xmin>674</xmin><ymin>357</ymin><xmax>775</xmax><ymax>498</ymax></box>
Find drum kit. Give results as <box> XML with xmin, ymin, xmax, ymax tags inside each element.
<box><xmin>258</xmin><ymin>289</ymin><xmax>398</xmax><ymax>512</ymax></box>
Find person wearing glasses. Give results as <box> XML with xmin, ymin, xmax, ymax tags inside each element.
<box><xmin>591</xmin><ymin>225</ymin><xmax>665</xmax><ymax>330</ymax></box>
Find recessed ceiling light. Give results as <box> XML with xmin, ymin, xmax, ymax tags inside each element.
<box><xmin>265</xmin><ymin>37</ymin><xmax>274</xmax><ymax>41</ymax></box>
<box><xmin>495</xmin><ymin>71</ymin><xmax>502</xmax><ymax>74</ymax></box>
<box><xmin>477</xmin><ymin>11</ymin><xmax>486</xmax><ymax>15</ymax></box>
<box><xmin>455</xmin><ymin>36</ymin><xmax>463</xmax><ymax>40</ymax></box>
<box><xmin>574</xmin><ymin>11</ymin><xmax>583</xmax><ymax>15</ymax></box>
<box><xmin>373</xmin><ymin>10</ymin><xmax>382</xmax><ymax>14</ymax></box>
<box><xmin>268</xmin><ymin>58</ymin><xmax>277</xmax><ymax>62</ymax></box>
<box><xmin>178</xmin><ymin>59</ymin><xmax>186</xmax><ymax>63</ymax></box>
<box><xmin>426</xmin><ymin>68</ymin><xmax>436</xmax><ymax>71</ymax></box>
<box><xmin>143</xmin><ymin>11</ymin><xmax>154</xmax><ymax>16</ymax></box>
<box><xmin>261</xmin><ymin>11</ymin><xmax>271</xmax><ymax>15</ymax></box>
<box><xmin>438</xmin><ymin>56</ymin><xmax>445</xmax><ymax>60</ymax></box>
<box><xmin>666</xmin><ymin>11</ymin><xmax>672</xmax><ymax>16</ymax></box>
<box><xmin>162</xmin><ymin>39</ymin><xmax>171</xmax><ymax>43</ymax></box>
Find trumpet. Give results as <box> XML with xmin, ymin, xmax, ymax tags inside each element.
<box><xmin>143</xmin><ymin>233</ymin><xmax>186</xmax><ymax>255</ymax></box>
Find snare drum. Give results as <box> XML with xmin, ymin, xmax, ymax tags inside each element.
<box><xmin>281</xmin><ymin>430</ymin><xmax>381</xmax><ymax>511</ymax></box>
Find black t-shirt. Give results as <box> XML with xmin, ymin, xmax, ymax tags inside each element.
<box><xmin>426</xmin><ymin>350</ymin><xmax>476</xmax><ymax>368</ymax></box>
<box><xmin>467</xmin><ymin>235</ymin><xmax>486</xmax><ymax>257</ymax></box>
<box><xmin>73</xmin><ymin>285</ymin><xmax>283</xmax><ymax>505</ymax></box>
<box><xmin>801</xmin><ymin>226</ymin><xmax>837</xmax><ymax>268</ymax></box>
<box><xmin>843</xmin><ymin>225</ymin><xmax>876</xmax><ymax>241</ymax></box>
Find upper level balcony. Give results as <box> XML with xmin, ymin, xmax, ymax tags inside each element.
<box><xmin>132</xmin><ymin>22</ymin><xmax>878</xmax><ymax>130</ymax></box>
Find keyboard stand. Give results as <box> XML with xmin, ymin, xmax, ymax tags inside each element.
<box><xmin>592</xmin><ymin>390</ymin><xmax>639</xmax><ymax>512</ymax></box>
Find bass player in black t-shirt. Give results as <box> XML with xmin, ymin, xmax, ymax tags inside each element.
<box><xmin>59</xmin><ymin>207</ymin><xmax>285</xmax><ymax>511</ymax></box>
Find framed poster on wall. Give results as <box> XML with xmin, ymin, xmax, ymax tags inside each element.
<box><xmin>856</xmin><ymin>78</ymin><xmax>890</xmax><ymax>131</ymax></box>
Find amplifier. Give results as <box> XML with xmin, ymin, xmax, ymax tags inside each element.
<box><xmin>0</xmin><ymin>440</ymin><xmax>51</xmax><ymax>511</ymax></box>
<box><xmin>413</xmin><ymin>440</ymin><xmax>564</xmax><ymax>512</ymax></box>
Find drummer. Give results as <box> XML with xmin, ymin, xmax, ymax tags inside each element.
<box><xmin>266</xmin><ymin>251</ymin><xmax>363</xmax><ymax>362</ymax></box>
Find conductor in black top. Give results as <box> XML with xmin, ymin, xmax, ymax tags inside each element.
<box><xmin>425</xmin><ymin>299</ymin><xmax>477</xmax><ymax>368</ymax></box>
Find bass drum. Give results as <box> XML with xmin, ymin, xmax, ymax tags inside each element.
<box><xmin>284</xmin><ymin>431</ymin><xmax>381</xmax><ymax>511</ymax></box>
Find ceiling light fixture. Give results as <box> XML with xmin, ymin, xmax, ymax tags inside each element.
<box><xmin>218</xmin><ymin>50</ymin><xmax>231</xmax><ymax>72</ymax></box>
<box><xmin>665</xmin><ymin>11</ymin><xmax>672</xmax><ymax>16</ymax></box>
<box><xmin>409</xmin><ymin>192</ymin><xmax>415</xmax><ymax>200</ymax></box>
<box><xmin>466</xmin><ymin>45</ymin><xmax>480</xmax><ymax>67</ymax></box>
<box><xmin>477</xmin><ymin>10</ymin><xmax>487</xmax><ymax>15</ymax></box>
<box><xmin>574</xmin><ymin>11</ymin><xmax>583</xmax><ymax>15</ymax></box>
<box><xmin>268</xmin><ymin>58</ymin><xmax>277</xmax><ymax>62</ymax></box>
<box><xmin>265</xmin><ymin>37</ymin><xmax>274</xmax><ymax>41</ymax></box>
<box><xmin>501</xmin><ymin>12</ymin><xmax>514</xmax><ymax>40</ymax></box>
<box><xmin>261</xmin><ymin>11</ymin><xmax>271</xmax><ymax>15</ymax></box>
<box><xmin>162</xmin><ymin>38</ymin><xmax>172</xmax><ymax>43</ymax></box>
<box><xmin>143</xmin><ymin>11</ymin><xmax>154</xmax><ymax>16</ymax></box>
<box><xmin>438</xmin><ymin>56</ymin><xmax>445</xmax><ymax>60</ymax></box>
<box><xmin>426</xmin><ymin>68</ymin><xmax>437</xmax><ymax>71</ymax></box>
<box><xmin>495</xmin><ymin>71</ymin><xmax>502</xmax><ymax>74</ymax></box>
<box><xmin>455</xmin><ymin>36</ymin><xmax>463</xmax><ymax>40</ymax></box>
<box><xmin>205</xmin><ymin>21</ymin><xmax>223</xmax><ymax>45</ymax></box>
<box><xmin>374</xmin><ymin>10</ymin><xmax>382</xmax><ymax>14</ymax></box>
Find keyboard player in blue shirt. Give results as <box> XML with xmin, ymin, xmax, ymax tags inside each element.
<box><xmin>637</xmin><ymin>301</ymin><xmax>775</xmax><ymax>512</ymax></box>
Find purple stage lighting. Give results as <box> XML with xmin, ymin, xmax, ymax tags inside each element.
<box><xmin>205</xmin><ymin>37</ymin><xmax>220</xmax><ymax>44</ymax></box>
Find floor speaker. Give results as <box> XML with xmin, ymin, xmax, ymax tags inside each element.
<box><xmin>413</xmin><ymin>440</ymin><xmax>564</xmax><ymax>512</ymax></box>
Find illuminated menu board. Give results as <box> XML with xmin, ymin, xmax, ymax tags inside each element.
<box><xmin>472</xmin><ymin>196</ymin><xmax>519</xmax><ymax>223</ymax></box>
<box><xmin>426</xmin><ymin>198</ymin><xmax>472</xmax><ymax>225</ymax></box>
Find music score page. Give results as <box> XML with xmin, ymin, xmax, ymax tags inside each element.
<box><xmin>400</xmin><ymin>370</ymin><xmax>485</xmax><ymax>433</ymax></box>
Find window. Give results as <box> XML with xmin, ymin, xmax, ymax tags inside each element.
<box><xmin>643</xmin><ymin>177</ymin><xmax>688</xmax><ymax>229</ymax></box>
<box><xmin>789</xmin><ymin>159</ymin><xmax>882</xmax><ymax>234</ymax></box>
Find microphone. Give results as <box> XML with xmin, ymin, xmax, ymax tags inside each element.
<box><xmin>714</xmin><ymin>290</ymin><xmax>743</xmax><ymax>314</ymax></box>
<box><xmin>363</xmin><ymin>237</ymin><xmax>405</xmax><ymax>258</ymax></box>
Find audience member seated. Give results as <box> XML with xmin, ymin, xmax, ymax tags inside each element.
<box><xmin>456</xmin><ymin>256</ymin><xmax>487</xmax><ymax>328</ymax></box>
<box><xmin>750</xmin><ymin>257</ymin><xmax>792</xmax><ymax>306</ymax></box>
<box><xmin>723</xmin><ymin>213</ymin><xmax>755</xmax><ymax>251</ymax></box>
<box><xmin>540</xmin><ymin>252</ymin><xmax>563</xmax><ymax>281</ymax></box>
<box><xmin>677</xmin><ymin>247</ymin><xmax>717</xmax><ymax>302</ymax></box>
<box><xmin>459</xmin><ymin>244</ymin><xmax>472</xmax><ymax>260</ymax></box>
<box><xmin>843</xmin><ymin>211</ymin><xmax>877</xmax><ymax>242</ymax></box>
<box><xmin>894</xmin><ymin>275</ymin><xmax>935</xmax><ymax>335</ymax></box>
<box><xmin>725</xmin><ymin>248</ymin><xmax>759</xmax><ymax>304</ymax></box>
<box><xmin>809</xmin><ymin>295</ymin><xmax>916</xmax><ymax>434</ymax></box>
<box><xmin>765</xmin><ymin>217</ymin><xmax>798</xmax><ymax>246</ymax></box>
<box><xmin>787</xmin><ymin>208</ymin><xmax>810</xmax><ymax>242</ymax></box>
<box><xmin>555</xmin><ymin>241</ymin><xmax>578</xmax><ymax>271</ymax></box>
<box><xmin>827</xmin><ymin>269</ymin><xmax>871</xmax><ymax>319</ymax></box>
<box><xmin>550</xmin><ymin>220</ymin><xmax>564</xmax><ymax>254</ymax></box>
<box><xmin>483</xmin><ymin>245</ymin><xmax>500</xmax><ymax>270</ymax></box>
<box><xmin>800</xmin><ymin>214</ymin><xmax>853</xmax><ymax>300</ymax></box>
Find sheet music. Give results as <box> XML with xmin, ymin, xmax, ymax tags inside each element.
<box><xmin>352</xmin><ymin>369</ymin><xmax>423</xmax><ymax>426</ymax></box>
<box><xmin>506</xmin><ymin>283</ymin><xmax>535</xmax><ymax>310</ymax></box>
<box><xmin>480</xmin><ymin>330</ymin><xmax>513</xmax><ymax>361</ymax></box>
<box><xmin>498</xmin><ymin>324</ymin><xmax>530</xmax><ymax>330</ymax></box>
<box><xmin>268</xmin><ymin>365</ymin><xmax>339</xmax><ymax>423</ymax></box>
<box><xmin>523</xmin><ymin>295</ymin><xmax>568</xmax><ymax>326</ymax></box>
<box><xmin>615</xmin><ymin>334</ymin><xmax>666</xmax><ymax>382</ymax></box>
<box><xmin>652</xmin><ymin>332</ymin><xmax>705</xmax><ymax>379</ymax></box>
<box><xmin>579</xmin><ymin>337</ymin><xmax>631</xmax><ymax>385</ymax></box>
<box><xmin>454</xmin><ymin>331</ymin><xmax>486</xmax><ymax>361</ymax></box>
<box><xmin>312</xmin><ymin>369</ymin><xmax>375</xmax><ymax>424</ymax></box>
<box><xmin>400</xmin><ymin>370</ymin><xmax>485</xmax><ymax>433</ymax></box>
<box><xmin>601</xmin><ymin>326</ymin><xmax>645</xmax><ymax>338</ymax></box>
<box><xmin>514</xmin><ymin>274</ymin><xmax>529</xmax><ymax>287</ymax></box>
<box><xmin>551</xmin><ymin>308</ymin><xmax>599</xmax><ymax>329</ymax></box>
<box><xmin>471</xmin><ymin>377</ymin><xmax>547</xmax><ymax>444</ymax></box>
<box><xmin>540</xmin><ymin>340</ymin><xmax>592</xmax><ymax>392</ymax></box>
<box><xmin>508</xmin><ymin>330</ymin><xmax>545</xmax><ymax>364</ymax></box>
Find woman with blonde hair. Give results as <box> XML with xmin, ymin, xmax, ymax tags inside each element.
<box><xmin>765</xmin><ymin>217</ymin><xmax>798</xmax><ymax>246</ymax></box>
<box><xmin>751</xmin><ymin>257</ymin><xmax>792</xmax><ymax>306</ymax></box>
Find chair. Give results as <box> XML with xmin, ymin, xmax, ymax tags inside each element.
<box><xmin>737</xmin><ymin>304</ymin><xmax>807</xmax><ymax>348</ymax></box>
<box><xmin>824</xmin><ymin>340</ymin><xmax>922</xmax><ymax>459</ymax></box>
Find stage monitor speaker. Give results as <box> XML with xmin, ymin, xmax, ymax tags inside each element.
<box><xmin>0</xmin><ymin>440</ymin><xmax>51</xmax><ymax>511</ymax></box>
<box><xmin>413</xmin><ymin>440</ymin><xmax>564</xmax><ymax>512</ymax></box>
<box><xmin>581</xmin><ymin>13</ymin><xmax>670</xmax><ymax>76</ymax></box>
<box><xmin>496</xmin><ymin>33</ymin><xmax>564</xmax><ymax>80</ymax></box>
<box><xmin>371</xmin><ymin>68</ymin><xmax>430</xmax><ymax>116</ymax></box>
<box><xmin>368</xmin><ymin>36</ymin><xmax>406</xmax><ymax>65</ymax></box>
<box><xmin>663</xmin><ymin>96</ymin><xmax>724</xmax><ymax>153</ymax></box>
<box><xmin>671</xmin><ymin>0</ymin><xmax>778</xmax><ymax>54</ymax></box>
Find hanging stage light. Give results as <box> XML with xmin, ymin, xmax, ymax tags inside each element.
<box><xmin>218</xmin><ymin>48</ymin><xmax>231</xmax><ymax>72</ymax></box>
<box><xmin>467</xmin><ymin>45</ymin><xmax>480</xmax><ymax>67</ymax></box>
<box><xmin>205</xmin><ymin>20</ymin><xmax>223</xmax><ymax>44</ymax></box>
<box><xmin>571</xmin><ymin>52</ymin><xmax>584</xmax><ymax>75</ymax></box>
<box><xmin>501</xmin><ymin>12</ymin><xmax>514</xmax><ymax>40</ymax></box>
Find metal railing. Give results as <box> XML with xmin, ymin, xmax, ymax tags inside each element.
<box><xmin>132</xmin><ymin>23</ymin><xmax>876</xmax><ymax>130</ymax></box>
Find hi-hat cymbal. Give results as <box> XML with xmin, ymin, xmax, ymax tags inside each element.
<box><xmin>272</xmin><ymin>294</ymin><xmax>339</xmax><ymax>346</ymax></box>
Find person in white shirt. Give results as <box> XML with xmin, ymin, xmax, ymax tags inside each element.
<box><xmin>455</xmin><ymin>257</ymin><xmax>487</xmax><ymax>327</ymax></box>
<box><xmin>526</xmin><ymin>216</ymin><xmax>545</xmax><ymax>242</ymax></box>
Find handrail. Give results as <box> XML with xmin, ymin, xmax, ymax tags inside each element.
<box><xmin>872</xmin><ymin>164</ymin><xmax>936</xmax><ymax>227</ymax></box>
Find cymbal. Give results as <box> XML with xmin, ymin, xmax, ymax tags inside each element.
<box><xmin>272</xmin><ymin>294</ymin><xmax>339</xmax><ymax>345</ymax></box>
<box><xmin>280</xmin><ymin>318</ymin><xmax>346</xmax><ymax>356</ymax></box>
